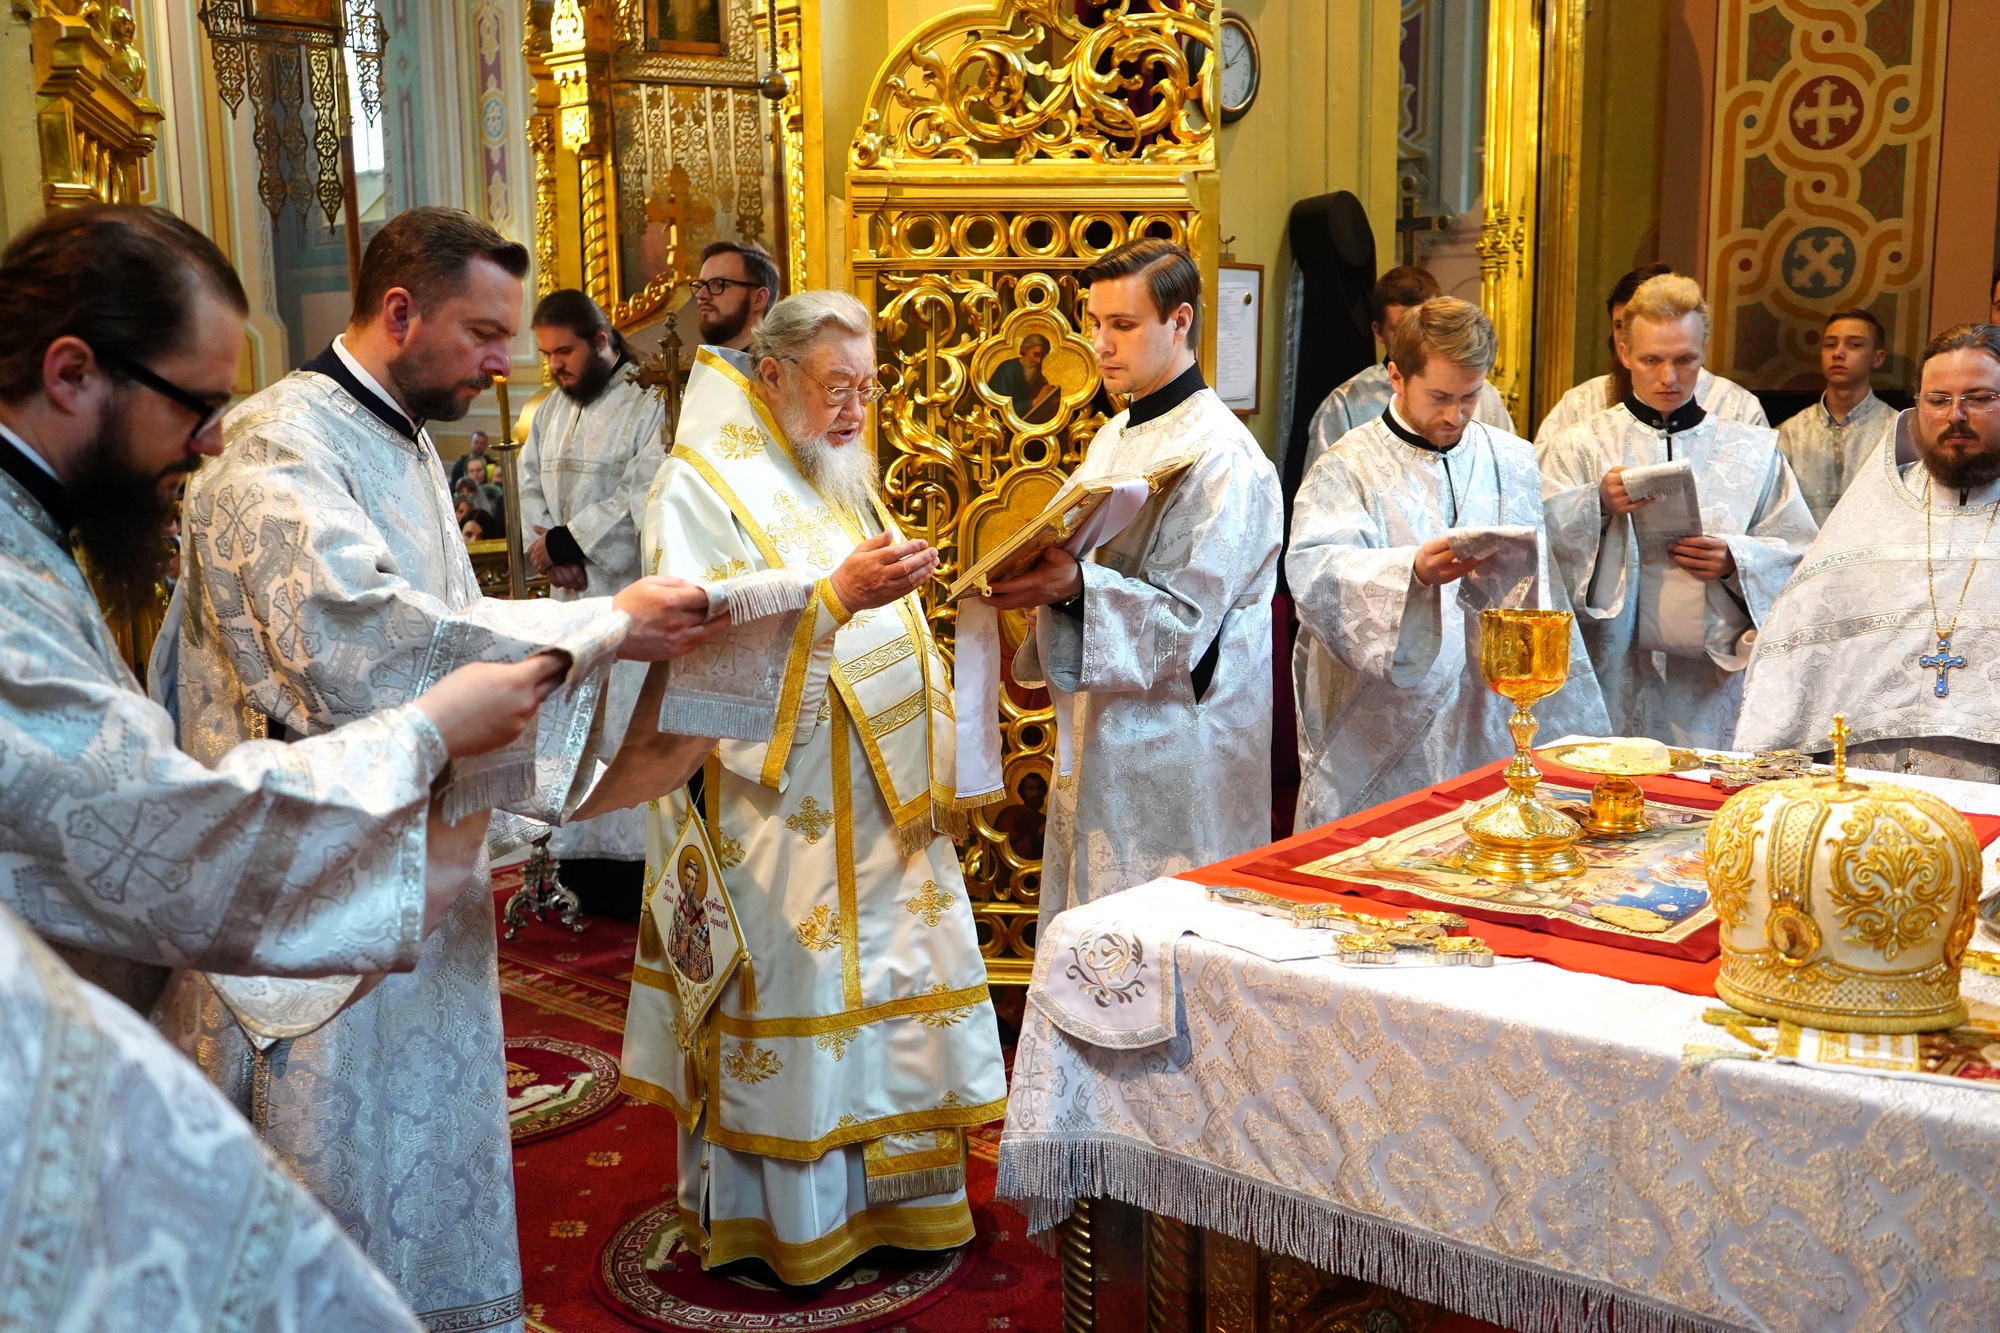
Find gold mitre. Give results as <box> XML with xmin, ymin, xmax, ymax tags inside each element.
<box><xmin>1706</xmin><ymin>715</ymin><xmax>1983</xmax><ymax>1033</ymax></box>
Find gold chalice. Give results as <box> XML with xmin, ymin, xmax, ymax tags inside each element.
<box><xmin>1538</xmin><ymin>740</ymin><xmax>1702</xmax><ymax>835</ymax></box>
<box><xmin>1460</xmin><ymin>608</ymin><xmax>1585</xmax><ymax>881</ymax></box>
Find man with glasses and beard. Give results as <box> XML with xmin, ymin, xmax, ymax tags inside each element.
<box><xmin>166</xmin><ymin>206</ymin><xmax>728</xmax><ymax>1333</ymax></box>
<box><xmin>0</xmin><ymin>206</ymin><xmax>579</xmax><ymax>1329</ymax></box>
<box><xmin>620</xmin><ymin>291</ymin><xmax>1005</xmax><ymax>1288</ymax></box>
<box><xmin>519</xmin><ymin>288</ymin><xmax>663</xmax><ymax>915</ymax></box>
<box><xmin>1739</xmin><ymin>324</ymin><xmax>2000</xmax><ymax>780</ymax></box>
<box><xmin>691</xmin><ymin>239</ymin><xmax>776</xmax><ymax>373</ymax></box>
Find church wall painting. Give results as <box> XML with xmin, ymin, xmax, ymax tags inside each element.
<box><xmin>473</xmin><ymin>0</ymin><xmax>515</xmax><ymax>234</ymax></box>
<box><xmin>1704</xmin><ymin>0</ymin><xmax>1948</xmax><ymax>391</ymax></box>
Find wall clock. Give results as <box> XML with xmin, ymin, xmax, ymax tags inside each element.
<box><xmin>1218</xmin><ymin>11</ymin><xmax>1260</xmax><ymax>124</ymax></box>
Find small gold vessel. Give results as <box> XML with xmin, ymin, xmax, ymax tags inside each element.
<box><xmin>1539</xmin><ymin>739</ymin><xmax>1703</xmax><ymax>836</ymax></box>
<box><xmin>1460</xmin><ymin>608</ymin><xmax>1585</xmax><ymax>882</ymax></box>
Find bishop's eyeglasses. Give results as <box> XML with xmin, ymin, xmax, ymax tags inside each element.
<box><xmin>1917</xmin><ymin>390</ymin><xmax>2000</xmax><ymax>416</ymax></box>
<box><xmin>101</xmin><ymin>350</ymin><xmax>232</xmax><ymax>442</ymax></box>
<box><xmin>784</xmin><ymin>357</ymin><xmax>884</xmax><ymax>407</ymax></box>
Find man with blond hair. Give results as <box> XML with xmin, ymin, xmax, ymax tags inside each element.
<box><xmin>1541</xmin><ymin>273</ymin><xmax>1815</xmax><ymax>748</ymax></box>
<box><xmin>1289</xmin><ymin>297</ymin><xmax>1607</xmax><ymax>824</ymax></box>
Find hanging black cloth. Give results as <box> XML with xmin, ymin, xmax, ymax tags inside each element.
<box><xmin>1279</xmin><ymin>191</ymin><xmax>1377</xmax><ymax>520</ymax></box>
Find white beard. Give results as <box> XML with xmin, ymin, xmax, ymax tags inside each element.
<box><xmin>781</xmin><ymin>401</ymin><xmax>878</xmax><ymax>517</ymax></box>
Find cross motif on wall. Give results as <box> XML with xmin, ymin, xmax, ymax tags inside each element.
<box><xmin>1793</xmin><ymin>78</ymin><xmax>1858</xmax><ymax>147</ymax></box>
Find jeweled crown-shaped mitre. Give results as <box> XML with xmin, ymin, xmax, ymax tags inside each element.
<box><xmin>1706</xmin><ymin>716</ymin><xmax>1983</xmax><ymax>1033</ymax></box>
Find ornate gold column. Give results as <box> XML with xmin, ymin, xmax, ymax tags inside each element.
<box><xmin>32</xmin><ymin>1</ymin><xmax>160</xmax><ymax>208</ymax></box>
<box><xmin>545</xmin><ymin>0</ymin><xmax>619</xmax><ymax>311</ymax></box>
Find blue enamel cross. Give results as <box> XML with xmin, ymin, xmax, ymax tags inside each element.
<box><xmin>1921</xmin><ymin>635</ymin><xmax>1967</xmax><ymax>698</ymax></box>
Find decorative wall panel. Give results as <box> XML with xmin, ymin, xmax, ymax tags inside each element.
<box><xmin>1706</xmin><ymin>0</ymin><xmax>1949</xmax><ymax>389</ymax></box>
<box><xmin>848</xmin><ymin>0</ymin><xmax>1219</xmax><ymax>985</ymax></box>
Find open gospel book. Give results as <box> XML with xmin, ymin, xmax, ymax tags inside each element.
<box><xmin>944</xmin><ymin>453</ymin><xmax>1200</xmax><ymax>602</ymax></box>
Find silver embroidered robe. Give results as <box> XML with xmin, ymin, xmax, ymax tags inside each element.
<box><xmin>1737</xmin><ymin>416</ymin><xmax>2000</xmax><ymax>781</ymax></box>
<box><xmin>1021</xmin><ymin>387</ymin><xmax>1281</xmax><ymax>931</ymax></box>
<box><xmin>517</xmin><ymin>373</ymin><xmax>665</xmax><ymax>860</ymax></box>
<box><xmin>161</xmin><ymin>369</ymin><xmax>654</xmax><ymax>1333</ymax></box>
<box><xmin>1541</xmin><ymin>404</ymin><xmax>1817</xmax><ymax>749</ymax></box>
<box><xmin>0</xmin><ymin>467</ymin><xmax>448</xmax><ymax>1002</ymax></box>
<box><xmin>1774</xmin><ymin>390</ymin><xmax>1897</xmax><ymax>526</ymax></box>
<box><xmin>1301</xmin><ymin>361</ymin><xmax>1513</xmax><ymax>480</ymax></box>
<box><xmin>1533</xmin><ymin>368</ymin><xmax>1768</xmax><ymax>448</ymax></box>
<box><xmin>1288</xmin><ymin>417</ymin><xmax>1610</xmax><ymax>828</ymax></box>
<box><xmin>0</xmin><ymin>900</ymin><xmax>421</xmax><ymax>1331</ymax></box>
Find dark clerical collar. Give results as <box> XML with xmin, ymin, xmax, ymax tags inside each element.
<box><xmin>1622</xmin><ymin>392</ymin><xmax>1705</xmax><ymax>434</ymax></box>
<box><xmin>1382</xmin><ymin>401</ymin><xmax>1457</xmax><ymax>454</ymax></box>
<box><xmin>302</xmin><ymin>343</ymin><xmax>421</xmax><ymax>443</ymax></box>
<box><xmin>0</xmin><ymin>424</ymin><xmax>72</xmax><ymax>543</ymax></box>
<box><xmin>1126</xmin><ymin>361</ymin><xmax>1207</xmax><ymax>429</ymax></box>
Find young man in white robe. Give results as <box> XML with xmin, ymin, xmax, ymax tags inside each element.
<box><xmin>981</xmin><ymin>238</ymin><xmax>1281</xmax><ymax>927</ymax></box>
<box><xmin>1300</xmin><ymin>264</ymin><xmax>1513</xmax><ymax>475</ymax></box>
<box><xmin>1775</xmin><ymin>307</ymin><xmax>1896</xmax><ymax>525</ymax></box>
<box><xmin>1738</xmin><ymin>323</ymin><xmax>2000</xmax><ymax>780</ymax></box>
<box><xmin>620</xmin><ymin>291</ymin><xmax>1005</xmax><ymax>1285</ymax></box>
<box><xmin>1288</xmin><ymin>298</ymin><xmax>1609</xmax><ymax>827</ymax></box>
<box><xmin>1541</xmin><ymin>274</ymin><xmax>1816</xmax><ymax>750</ymax></box>
<box><xmin>1534</xmin><ymin>263</ymin><xmax>1768</xmax><ymax>448</ymax></box>
<box><xmin>0</xmin><ymin>205</ymin><xmax>568</xmax><ymax>1329</ymax></box>
<box><xmin>163</xmin><ymin>207</ymin><xmax>722</xmax><ymax>1333</ymax></box>
<box><xmin>520</xmin><ymin>288</ymin><xmax>665</xmax><ymax>915</ymax></box>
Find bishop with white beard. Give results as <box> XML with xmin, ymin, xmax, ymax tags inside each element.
<box><xmin>1540</xmin><ymin>274</ymin><xmax>1815</xmax><ymax>749</ymax></box>
<box><xmin>620</xmin><ymin>291</ymin><xmax>1005</xmax><ymax>1286</ymax></box>
<box><xmin>1738</xmin><ymin>325</ymin><xmax>2000</xmax><ymax>780</ymax></box>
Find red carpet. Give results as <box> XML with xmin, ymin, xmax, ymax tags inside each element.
<box><xmin>494</xmin><ymin>878</ymin><xmax>1061</xmax><ymax>1331</ymax></box>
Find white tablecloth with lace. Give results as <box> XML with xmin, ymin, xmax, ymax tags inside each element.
<box><xmin>997</xmin><ymin>923</ymin><xmax>2000</xmax><ymax>1333</ymax></box>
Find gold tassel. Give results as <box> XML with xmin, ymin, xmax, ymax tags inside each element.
<box><xmin>736</xmin><ymin>955</ymin><xmax>758</xmax><ymax>1012</ymax></box>
<box><xmin>638</xmin><ymin>910</ymin><xmax>662</xmax><ymax>961</ymax></box>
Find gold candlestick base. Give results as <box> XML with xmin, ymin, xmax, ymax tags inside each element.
<box><xmin>1460</xmin><ymin>609</ymin><xmax>1585</xmax><ymax>883</ymax></box>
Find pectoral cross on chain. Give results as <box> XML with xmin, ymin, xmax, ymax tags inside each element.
<box><xmin>1920</xmin><ymin>635</ymin><xmax>1967</xmax><ymax>698</ymax></box>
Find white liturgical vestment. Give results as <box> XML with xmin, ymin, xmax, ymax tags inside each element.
<box><xmin>1737</xmin><ymin>414</ymin><xmax>2000</xmax><ymax>782</ymax></box>
<box><xmin>1541</xmin><ymin>403</ymin><xmax>1816</xmax><ymax>749</ymax></box>
<box><xmin>619</xmin><ymin>352</ymin><xmax>1005</xmax><ymax>1286</ymax></box>
<box><xmin>0</xmin><ymin>901</ymin><xmax>421</xmax><ymax>1331</ymax></box>
<box><xmin>1534</xmin><ymin>368</ymin><xmax>1767</xmax><ymax>447</ymax></box>
<box><xmin>1774</xmin><ymin>390</ymin><xmax>1896</xmax><ymax>526</ymax></box>
<box><xmin>518</xmin><ymin>371</ymin><xmax>665</xmax><ymax>860</ymax></box>
<box><xmin>1302</xmin><ymin>361</ymin><xmax>1513</xmax><ymax>479</ymax></box>
<box><xmin>1015</xmin><ymin>378</ymin><xmax>1281</xmax><ymax>932</ymax></box>
<box><xmin>1288</xmin><ymin>414</ymin><xmax>1610</xmax><ymax>828</ymax></box>
<box><xmin>160</xmin><ymin>342</ymin><xmax>685</xmax><ymax>1333</ymax></box>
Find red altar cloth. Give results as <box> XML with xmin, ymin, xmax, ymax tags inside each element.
<box><xmin>1191</xmin><ymin>757</ymin><xmax>2000</xmax><ymax>999</ymax></box>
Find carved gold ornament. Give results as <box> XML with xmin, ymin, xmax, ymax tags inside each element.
<box><xmin>1706</xmin><ymin>716</ymin><xmax>1983</xmax><ymax>1033</ymax></box>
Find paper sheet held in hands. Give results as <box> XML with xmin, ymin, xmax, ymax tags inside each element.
<box><xmin>1445</xmin><ymin>525</ymin><xmax>1541</xmax><ymax>611</ymax></box>
<box><xmin>1622</xmin><ymin>459</ymin><xmax>1703</xmax><ymax>544</ymax></box>
<box><xmin>657</xmin><ymin>569</ymin><xmax>817</xmax><ymax>741</ymax></box>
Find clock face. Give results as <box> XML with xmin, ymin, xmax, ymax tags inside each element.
<box><xmin>1219</xmin><ymin>19</ymin><xmax>1258</xmax><ymax>119</ymax></box>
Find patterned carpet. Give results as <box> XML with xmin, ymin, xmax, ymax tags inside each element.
<box><xmin>493</xmin><ymin>873</ymin><xmax>1058</xmax><ymax>1332</ymax></box>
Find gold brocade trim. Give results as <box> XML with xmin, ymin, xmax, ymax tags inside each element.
<box><xmin>761</xmin><ymin>584</ymin><xmax>826</xmax><ymax>790</ymax></box>
<box><xmin>691</xmin><ymin>1198</ymin><xmax>975</xmax><ymax>1286</ymax></box>
<box><xmin>831</xmin><ymin>692</ymin><xmax>864</xmax><ymax>1010</ymax></box>
<box><xmin>696</xmin><ymin>348</ymin><xmax>821</xmax><ymax>486</ymax></box>
<box><xmin>633</xmin><ymin>962</ymin><xmax>673</xmax><ymax>991</ymax></box>
<box><xmin>667</xmin><ymin>446</ymin><xmax>784</xmax><ymax>569</ymax></box>
<box><xmin>619</xmin><ymin>1072</ymin><xmax>700</xmax><ymax>1132</ymax></box>
<box><xmin>867</xmin><ymin>689</ymin><xmax>928</xmax><ymax>740</ymax></box>
<box><xmin>841</xmin><ymin>634</ymin><xmax>915</xmax><ymax>684</ymax></box>
<box><xmin>863</xmin><ymin>1129</ymin><xmax>963</xmax><ymax>1178</ymax></box>
<box><xmin>817</xmin><ymin>575</ymin><xmax>853</xmax><ymax>625</ymax></box>
<box><xmin>701</xmin><ymin>1073</ymin><xmax>1010</xmax><ymax>1161</ymax></box>
<box><xmin>714</xmin><ymin>982</ymin><xmax>992</xmax><ymax>1038</ymax></box>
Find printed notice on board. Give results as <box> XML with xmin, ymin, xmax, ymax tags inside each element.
<box><xmin>1215</xmin><ymin>266</ymin><xmax>1260</xmax><ymax>412</ymax></box>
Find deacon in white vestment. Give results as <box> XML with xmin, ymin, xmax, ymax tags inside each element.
<box><xmin>1541</xmin><ymin>274</ymin><xmax>1815</xmax><ymax>749</ymax></box>
<box><xmin>1774</xmin><ymin>308</ymin><xmax>1896</xmax><ymax>525</ymax></box>
<box><xmin>1738</xmin><ymin>325</ymin><xmax>2000</xmax><ymax>780</ymax></box>
<box><xmin>1299</xmin><ymin>264</ymin><xmax>1513</xmax><ymax>477</ymax></box>
<box><xmin>520</xmin><ymin>290</ymin><xmax>667</xmax><ymax>889</ymax></box>
<box><xmin>619</xmin><ymin>293</ymin><xmax>1005</xmax><ymax>1285</ymax></box>
<box><xmin>0</xmin><ymin>900</ymin><xmax>422</xmax><ymax>1332</ymax></box>
<box><xmin>1534</xmin><ymin>263</ymin><xmax>1767</xmax><ymax>448</ymax></box>
<box><xmin>1289</xmin><ymin>299</ymin><xmax>1609</xmax><ymax>827</ymax></box>
<box><xmin>983</xmin><ymin>239</ymin><xmax>1280</xmax><ymax>929</ymax></box>
<box><xmin>161</xmin><ymin>209</ymin><xmax>718</xmax><ymax>1333</ymax></box>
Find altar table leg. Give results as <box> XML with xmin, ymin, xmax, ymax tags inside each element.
<box><xmin>1060</xmin><ymin>1198</ymin><xmax>1095</xmax><ymax>1333</ymax></box>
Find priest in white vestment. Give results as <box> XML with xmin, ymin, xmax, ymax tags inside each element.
<box><xmin>520</xmin><ymin>289</ymin><xmax>666</xmax><ymax>911</ymax></box>
<box><xmin>1775</xmin><ymin>307</ymin><xmax>1897</xmax><ymax>525</ymax></box>
<box><xmin>1738</xmin><ymin>324</ymin><xmax>2000</xmax><ymax>780</ymax></box>
<box><xmin>161</xmin><ymin>209</ymin><xmax>719</xmax><ymax>1333</ymax></box>
<box><xmin>1301</xmin><ymin>265</ymin><xmax>1512</xmax><ymax>475</ymax></box>
<box><xmin>1534</xmin><ymin>264</ymin><xmax>1768</xmax><ymax>447</ymax></box>
<box><xmin>1289</xmin><ymin>299</ymin><xmax>1609</xmax><ymax>827</ymax></box>
<box><xmin>619</xmin><ymin>291</ymin><xmax>1005</xmax><ymax>1285</ymax></box>
<box><xmin>982</xmin><ymin>239</ymin><xmax>1280</xmax><ymax>928</ymax></box>
<box><xmin>1541</xmin><ymin>274</ymin><xmax>1816</xmax><ymax>750</ymax></box>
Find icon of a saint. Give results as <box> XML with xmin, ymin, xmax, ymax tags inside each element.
<box><xmin>987</xmin><ymin>333</ymin><xmax>1062</xmax><ymax>425</ymax></box>
<box><xmin>667</xmin><ymin>847</ymin><xmax>715</xmax><ymax>983</ymax></box>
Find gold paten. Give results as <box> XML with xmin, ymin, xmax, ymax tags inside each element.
<box><xmin>1707</xmin><ymin>715</ymin><xmax>1984</xmax><ymax>1034</ymax></box>
<box><xmin>1460</xmin><ymin>609</ymin><xmax>1585</xmax><ymax>882</ymax></box>
<box><xmin>1540</xmin><ymin>741</ymin><xmax>1702</xmax><ymax>836</ymax></box>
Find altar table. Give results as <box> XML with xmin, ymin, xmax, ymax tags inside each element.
<box><xmin>998</xmin><ymin>763</ymin><xmax>2000</xmax><ymax>1333</ymax></box>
